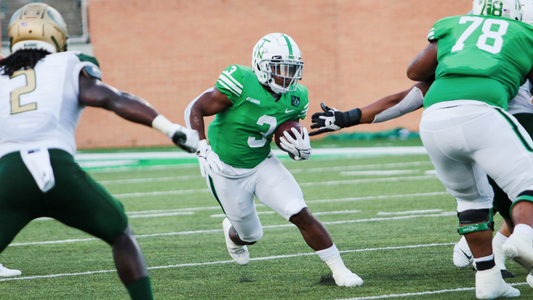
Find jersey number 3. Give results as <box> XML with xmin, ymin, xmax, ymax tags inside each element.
<box><xmin>10</xmin><ymin>69</ymin><xmax>37</xmax><ymax>115</ymax></box>
<box><xmin>451</xmin><ymin>16</ymin><xmax>508</xmax><ymax>54</ymax></box>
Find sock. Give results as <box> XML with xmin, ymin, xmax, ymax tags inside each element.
<box><xmin>474</xmin><ymin>254</ymin><xmax>495</xmax><ymax>271</ymax></box>
<box><xmin>316</xmin><ymin>244</ymin><xmax>350</xmax><ymax>275</ymax></box>
<box><xmin>492</xmin><ymin>232</ymin><xmax>507</xmax><ymax>270</ymax></box>
<box><xmin>513</xmin><ymin>224</ymin><xmax>533</xmax><ymax>240</ymax></box>
<box><xmin>125</xmin><ymin>276</ymin><xmax>154</xmax><ymax>300</ymax></box>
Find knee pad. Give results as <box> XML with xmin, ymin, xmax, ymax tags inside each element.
<box><xmin>510</xmin><ymin>190</ymin><xmax>533</xmax><ymax>217</ymax></box>
<box><xmin>457</xmin><ymin>208</ymin><xmax>494</xmax><ymax>235</ymax></box>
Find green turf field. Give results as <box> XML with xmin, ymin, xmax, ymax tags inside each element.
<box><xmin>1</xmin><ymin>139</ymin><xmax>531</xmax><ymax>299</ymax></box>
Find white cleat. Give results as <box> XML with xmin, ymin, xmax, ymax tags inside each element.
<box><xmin>0</xmin><ymin>264</ymin><xmax>21</xmax><ymax>277</ymax></box>
<box><xmin>453</xmin><ymin>236</ymin><xmax>473</xmax><ymax>268</ymax></box>
<box><xmin>527</xmin><ymin>273</ymin><xmax>533</xmax><ymax>288</ymax></box>
<box><xmin>502</xmin><ymin>232</ymin><xmax>533</xmax><ymax>272</ymax></box>
<box><xmin>333</xmin><ymin>270</ymin><xmax>363</xmax><ymax>287</ymax></box>
<box><xmin>223</xmin><ymin>218</ymin><xmax>249</xmax><ymax>266</ymax></box>
<box><xmin>475</xmin><ymin>266</ymin><xmax>520</xmax><ymax>299</ymax></box>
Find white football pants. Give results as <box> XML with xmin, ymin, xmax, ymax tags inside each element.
<box><xmin>205</xmin><ymin>154</ymin><xmax>308</xmax><ymax>242</ymax></box>
<box><xmin>420</xmin><ymin>102</ymin><xmax>533</xmax><ymax>212</ymax></box>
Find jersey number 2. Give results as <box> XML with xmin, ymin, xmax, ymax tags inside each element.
<box><xmin>451</xmin><ymin>16</ymin><xmax>508</xmax><ymax>54</ymax></box>
<box><xmin>10</xmin><ymin>69</ymin><xmax>37</xmax><ymax>115</ymax></box>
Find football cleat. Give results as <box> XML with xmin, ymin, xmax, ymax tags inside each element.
<box><xmin>333</xmin><ymin>270</ymin><xmax>363</xmax><ymax>287</ymax></box>
<box><xmin>475</xmin><ymin>266</ymin><xmax>520</xmax><ymax>299</ymax></box>
<box><xmin>0</xmin><ymin>264</ymin><xmax>21</xmax><ymax>277</ymax></box>
<box><xmin>502</xmin><ymin>232</ymin><xmax>533</xmax><ymax>272</ymax></box>
<box><xmin>453</xmin><ymin>236</ymin><xmax>474</xmax><ymax>268</ymax></box>
<box><xmin>223</xmin><ymin>218</ymin><xmax>249</xmax><ymax>266</ymax></box>
<box><xmin>527</xmin><ymin>273</ymin><xmax>533</xmax><ymax>288</ymax></box>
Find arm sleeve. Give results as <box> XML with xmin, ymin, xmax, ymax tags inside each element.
<box><xmin>372</xmin><ymin>87</ymin><xmax>424</xmax><ymax>123</ymax></box>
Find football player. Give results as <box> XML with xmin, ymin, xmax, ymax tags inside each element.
<box><xmin>311</xmin><ymin>0</ymin><xmax>533</xmax><ymax>286</ymax></box>
<box><xmin>0</xmin><ymin>3</ymin><xmax>198</xmax><ymax>299</ymax></box>
<box><xmin>184</xmin><ymin>33</ymin><xmax>363</xmax><ymax>287</ymax></box>
<box><xmin>314</xmin><ymin>0</ymin><xmax>533</xmax><ymax>298</ymax></box>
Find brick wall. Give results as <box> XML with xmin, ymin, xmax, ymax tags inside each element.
<box><xmin>78</xmin><ymin>0</ymin><xmax>471</xmax><ymax>148</ymax></box>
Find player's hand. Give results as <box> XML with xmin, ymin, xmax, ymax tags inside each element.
<box><xmin>309</xmin><ymin>103</ymin><xmax>342</xmax><ymax>136</ymax></box>
<box><xmin>169</xmin><ymin>125</ymin><xmax>199</xmax><ymax>153</ymax></box>
<box><xmin>279</xmin><ymin>127</ymin><xmax>312</xmax><ymax>161</ymax></box>
<box><xmin>196</xmin><ymin>140</ymin><xmax>224</xmax><ymax>177</ymax></box>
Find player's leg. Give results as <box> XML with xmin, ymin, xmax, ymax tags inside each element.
<box><xmin>44</xmin><ymin>150</ymin><xmax>153</xmax><ymax>300</ymax></box>
<box><xmin>488</xmin><ymin>176</ymin><xmax>514</xmax><ymax>277</ymax></box>
<box><xmin>473</xmin><ymin>111</ymin><xmax>533</xmax><ymax>277</ymax></box>
<box><xmin>205</xmin><ymin>169</ymin><xmax>262</xmax><ymax>266</ymax></box>
<box><xmin>254</xmin><ymin>156</ymin><xmax>362</xmax><ymax>287</ymax></box>
<box><xmin>0</xmin><ymin>151</ymin><xmax>47</xmax><ymax>278</ymax></box>
<box><xmin>420</xmin><ymin>106</ymin><xmax>519</xmax><ymax>299</ymax></box>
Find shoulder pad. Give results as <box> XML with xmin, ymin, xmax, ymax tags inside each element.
<box><xmin>82</xmin><ymin>65</ymin><xmax>102</xmax><ymax>80</ymax></box>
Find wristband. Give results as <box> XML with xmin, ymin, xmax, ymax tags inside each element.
<box><xmin>152</xmin><ymin>115</ymin><xmax>175</xmax><ymax>136</ymax></box>
<box><xmin>338</xmin><ymin>108</ymin><xmax>361</xmax><ymax>128</ymax></box>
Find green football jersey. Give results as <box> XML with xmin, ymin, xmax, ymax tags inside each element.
<box><xmin>424</xmin><ymin>15</ymin><xmax>533</xmax><ymax>110</ymax></box>
<box><xmin>209</xmin><ymin>65</ymin><xmax>309</xmax><ymax>168</ymax></box>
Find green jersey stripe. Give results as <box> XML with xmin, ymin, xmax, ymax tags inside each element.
<box><xmin>218</xmin><ymin>75</ymin><xmax>242</xmax><ymax>96</ymax></box>
<box><xmin>427</xmin><ymin>28</ymin><xmax>435</xmax><ymax>40</ymax></box>
<box><xmin>221</xmin><ymin>72</ymin><xmax>244</xmax><ymax>89</ymax></box>
<box><xmin>217</xmin><ymin>79</ymin><xmax>240</xmax><ymax>97</ymax></box>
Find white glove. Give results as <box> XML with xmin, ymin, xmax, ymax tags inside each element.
<box><xmin>279</xmin><ymin>127</ymin><xmax>312</xmax><ymax>161</ymax></box>
<box><xmin>168</xmin><ymin>124</ymin><xmax>199</xmax><ymax>153</ymax></box>
<box><xmin>196</xmin><ymin>140</ymin><xmax>225</xmax><ymax>177</ymax></box>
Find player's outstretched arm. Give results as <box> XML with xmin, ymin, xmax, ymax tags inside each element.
<box><xmin>78</xmin><ymin>68</ymin><xmax>198</xmax><ymax>152</ymax></box>
<box><xmin>309</xmin><ymin>81</ymin><xmax>431</xmax><ymax>136</ymax></box>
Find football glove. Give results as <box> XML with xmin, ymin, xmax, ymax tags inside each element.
<box><xmin>168</xmin><ymin>124</ymin><xmax>199</xmax><ymax>153</ymax></box>
<box><xmin>309</xmin><ymin>102</ymin><xmax>361</xmax><ymax>136</ymax></box>
<box><xmin>196</xmin><ymin>140</ymin><xmax>225</xmax><ymax>177</ymax></box>
<box><xmin>279</xmin><ymin>127</ymin><xmax>312</xmax><ymax>161</ymax></box>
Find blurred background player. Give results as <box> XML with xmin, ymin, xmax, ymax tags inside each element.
<box><xmin>0</xmin><ymin>3</ymin><xmax>198</xmax><ymax>299</ymax></box>
<box><xmin>184</xmin><ymin>33</ymin><xmax>363</xmax><ymax>287</ymax></box>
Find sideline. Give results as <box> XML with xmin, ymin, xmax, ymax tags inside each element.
<box><xmin>75</xmin><ymin>147</ymin><xmax>427</xmax><ymax>170</ymax></box>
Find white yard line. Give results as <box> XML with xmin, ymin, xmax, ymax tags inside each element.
<box><xmin>0</xmin><ymin>242</ymin><xmax>453</xmax><ymax>283</ymax></box>
<box><xmin>93</xmin><ymin>161</ymin><xmax>432</xmax><ymax>185</ymax></box>
<box><xmin>110</xmin><ymin>176</ymin><xmax>440</xmax><ymax>198</ymax></box>
<box><xmin>32</xmin><ymin>192</ymin><xmax>450</xmax><ymax>222</ymax></box>
<box><xmin>340</xmin><ymin>170</ymin><xmax>416</xmax><ymax>176</ymax></box>
<box><xmin>9</xmin><ymin>212</ymin><xmax>455</xmax><ymax>247</ymax></box>
<box><xmin>2</xmin><ymin>240</ymin><xmax>528</xmax><ymax>300</ymax></box>
<box><xmin>377</xmin><ymin>209</ymin><xmax>443</xmax><ymax>215</ymax></box>
<box><xmin>98</xmin><ymin>175</ymin><xmax>200</xmax><ymax>185</ymax></box>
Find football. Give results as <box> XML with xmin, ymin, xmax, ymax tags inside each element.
<box><xmin>274</xmin><ymin>120</ymin><xmax>304</xmax><ymax>153</ymax></box>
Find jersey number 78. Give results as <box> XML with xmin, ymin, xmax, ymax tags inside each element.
<box><xmin>451</xmin><ymin>16</ymin><xmax>509</xmax><ymax>54</ymax></box>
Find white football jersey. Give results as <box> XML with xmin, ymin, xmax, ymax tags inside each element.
<box><xmin>0</xmin><ymin>51</ymin><xmax>99</xmax><ymax>158</ymax></box>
